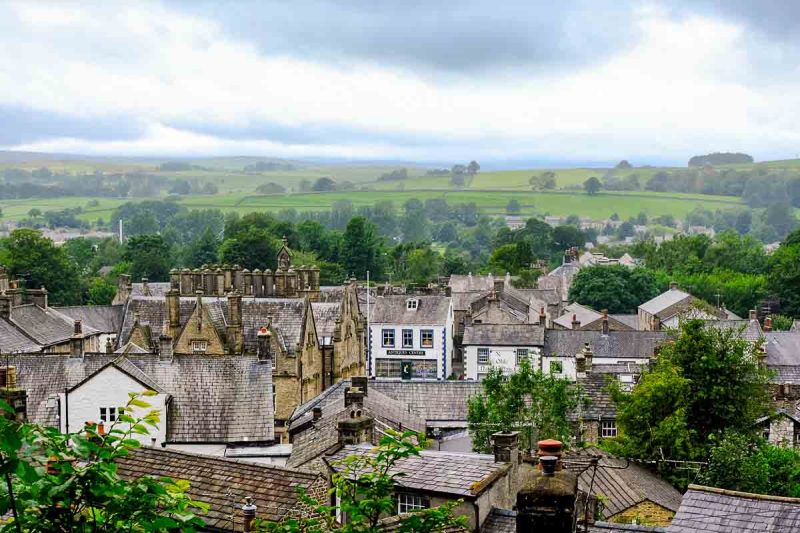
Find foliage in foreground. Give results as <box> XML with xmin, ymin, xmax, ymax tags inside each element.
<box><xmin>0</xmin><ymin>392</ymin><xmax>208</xmax><ymax>532</ymax></box>
<box><xmin>259</xmin><ymin>430</ymin><xmax>465</xmax><ymax>533</ymax></box>
<box><xmin>467</xmin><ymin>358</ymin><xmax>580</xmax><ymax>453</ymax></box>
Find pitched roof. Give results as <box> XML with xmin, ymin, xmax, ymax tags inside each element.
<box><xmin>764</xmin><ymin>331</ymin><xmax>800</xmax><ymax>366</ymax></box>
<box><xmin>703</xmin><ymin>319</ymin><xmax>763</xmax><ymax>342</ymax></box>
<box><xmin>610</xmin><ymin>314</ymin><xmax>639</xmax><ymax>330</ymax></box>
<box><xmin>9</xmin><ymin>353</ymin><xmax>274</xmax><ymax>443</ymax></box>
<box><xmin>544</xmin><ymin>330</ymin><xmax>668</xmax><ymax>360</ymax></box>
<box><xmin>370</xmin><ymin>380</ymin><xmax>482</xmax><ymax>422</ymax></box>
<box><xmin>116</xmin><ymin>447</ymin><xmax>323</xmax><ymax>529</ymax></box>
<box><xmin>576</xmin><ymin>372</ymin><xmax>621</xmax><ymax>420</ymax></box>
<box><xmin>0</xmin><ymin>317</ymin><xmax>43</xmax><ymax>352</ymax></box>
<box><xmin>55</xmin><ymin>305</ymin><xmax>124</xmax><ymax>334</ymax></box>
<box><xmin>325</xmin><ymin>445</ymin><xmax>510</xmax><ymax>498</ymax></box>
<box><xmin>554</xmin><ymin>303</ymin><xmax>604</xmax><ymax>329</ymax></box>
<box><xmin>68</xmin><ymin>356</ymin><xmax>169</xmax><ymax>395</ymax></box>
<box><xmin>638</xmin><ymin>288</ymin><xmax>691</xmax><ymax>316</ymax></box>
<box><xmin>667</xmin><ymin>485</ymin><xmax>800</xmax><ymax>532</ymax></box>
<box><xmin>130</xmin><ymin>281</ymin><xmax>171</xmax><ymax>298</ymax></box>
<box><xmin>480</xmin><ymin>509</ymin><xmax>665</xmax><ymax>533</ymax></box>
<box><xmin>462</xmin><ymin>324</ymin><xmax>545</xmax><ymax>346</ymax></box>
<box><xmin>10</xmin><ymin>304</ymin><xmax>100</xmax><ymax>346</ymax></box>
<box><xmin>370</xmin><ymin>295</ymin><xmax>450</xmax><ymax>325</ymax></box>
<box><xmin>564</xmin><ymin>448</ymin><xmax>682</xmax><ymax>519</ymax></box>
<box><xmin>311</xmin><ymin>302</ymin><xmax>339</xmax><ymax>340</ymax></box>
<box><xmin>448</xmin><ymin>274</ymin><xmax>495</xmax><ymax>293</ymax></box>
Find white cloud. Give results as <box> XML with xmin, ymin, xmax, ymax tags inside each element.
<box><xmin>1</xmin><ymin>0</ymin><xmax>798</xmax><ymax>163</ymax></box>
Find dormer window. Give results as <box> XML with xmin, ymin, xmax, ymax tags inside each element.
<box><xmin>406</xmin><ymin>298</ymin><xmax>418</xmax><ymax>311</ymax></box>
<box><xmin>192</xmin><ymin>341</ymin><xmax>208</xmax><ymax>354</ymax></box>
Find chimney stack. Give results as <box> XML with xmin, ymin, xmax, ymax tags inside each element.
<box><xmin>764</xmin><ymin>316</ymin><xmax>773</xmax><ymax>332</ymax></box>
<box><xmin>571</xmin><ymin>314</ymin><xmax>580</xmax><ymax>330</ymax></box>
<box><xmin>29</xmin><ymin>287</ymin><xmax>47</xmax><ymax>308</ymax></box>
<box><xmin>539</xmin><ymin>307</ymin><xmax>547</xmax><ymax>326</ymax></box>
<box><xmin>141</xmin><ymin>278</ymin><xmax>150</xmax><ymax>296</ymax></box>
<box><xmin>159</xmin><ymin>335</ymin><xmax>174</xmax><ymax>362</ymax></box>
<box><xmin>492</xmin><ymin>431</ymin><xmax>520</xmax><ymax>464</ymax></box>
<box><xmin>601</xmin><ymin>309</ymin><xmax>609</xmax><ymax>335</ymax></box>
<box><xmin>105</xmin><ymin>337</ymin><xmax>114</xmax><ymax>354</ymax></box>
<box><xmin>226</xmin><ymin>290</ymin><xmax>243</xmax><ymax>354</ymax></box>
<box><xmin>166</xmin><ymin>289</ymin><xmax>180</xmax><ymax>339</ymax></box>
<box><xmin>749</xmin><ymin>309</ymin><xmax>758</xmax><ymax>321</ymax></box>
<box><xmin>669</xmin><ymin>281</ymin><xmax>678</xmax><ymax>290</ymax></box>
<box><xmin>516</xmin><ymin>440</ymin><xmax>576</xmax><ymax>533</ymax></box>
<box><xmin>312</xmin><ymin>406</ymin><xmax>322</xmax><ymax>421</ymax></box>
<box><xmin>0</xmin><ymin>294</ymin><xmax>11</xmax><ymax>320</ymax></box>
<box><xmin>70</xmin><ymin>320</ymin><xmax>84</xmax><ymax>359</ymax></box>
<box><xmin>242</xmin><ymin>497</ymin><xmax>257</xmax><ymax>533</ymax></box>
<box><xmin>344</xmin><ymin>378</ymin><xmax>367</xmax><ymax>408</ymax></box>
<box><xmin>257</xmin><ymin>327</ymin><xmax>272</xmax><ymax>364</ymax></box>
<box><xmin>576</xmin><ymin>343</ymin><xmax>593</xmax><ymax>376</ymax></box>
<box><xmin>337</xmin><ymin>409</ymin><xmax>374</xmax><ymax>445</ymax></box>
<box><xmin>0</xmin><ymin>367</ymin><xmax>27</xmax><ymax>423</ymax></box>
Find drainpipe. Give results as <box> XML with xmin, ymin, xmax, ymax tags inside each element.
<box><xmin>63</xmin><ymin>387</ymin><xmax>69</xmax><ymax>433</ymax></box>
<box><xmin>472</xmin><ymin>500</ymin><xmax>480</xmax><ymax>533</ymax></box>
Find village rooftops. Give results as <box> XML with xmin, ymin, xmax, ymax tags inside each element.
<box><xmin>462</xmin><ymin>323</ymin><xmax>545</xmax><ymax>346</ymax></box>
<box><xmin>544</xmin><ymin>330</ymin><xmax>668</xmax><ymax>360</ymax></box>
<box><xmin>638</xmin><ymin>287</ymin><xmax>692</xmax><ymax>317</ymax></box>
<box><xmin>0</xmin><ymin>315</ymin><xmax>43</xmax><ymax>352</ymax></box>
<box><xmin>370</xmin><ymin>380</ymin><xmax>482</xmax><ymax>425</ymax></box>
<box><xmin>325</xmin><ymin>444</ymin><xmax>510</xmax><ymax>498</ymax></box>
<box><xmin>10</xmin><ymin>304</ymin><xmax>101</xmax><ymax>346</ymax></box>
<box><xmin>481</xmin><ymin>509</ymin><xmax>665</xmax><ymax>533</ymax></box>
<box><xmin>448</xmin><ymin>273</ymin><xmax>496</xmax><ymax>293</ymax></box>
<box><xmin>369</xmin><ymin>295</ymin><xmax>450</xmax><ymax>325</ymax></box>
<box><xmin>116</xmin><ymin>446</ymin><xmax>325</xmax><ymax>531</ymax></box>
<box><xmin>667</xmin><ymin>485</ymin><xmax>800</xmax><ymax>532</ymax></box>
<box><xmin>55</xmin><ymin>304</ymin><xmax>125</xmax><ymax>334</ymax></box>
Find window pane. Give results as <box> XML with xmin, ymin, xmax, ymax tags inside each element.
<box><xmin>478</xmin><ymin>348</ymin><xmax>489</xmax><ymax>364</ymax></box>
<box><xmin>421</xmin><ymin>330</ymin><xmax>433</xmax><ymax>348</ymax></box>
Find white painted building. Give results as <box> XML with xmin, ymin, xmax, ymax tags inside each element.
<box><xmin>462</xmin><ymin>323</ymin><xmax>544</xmax><ymax>380</ymax></box>
<box><xmin>368</xmin><ymin>295</ymin><xmax>453</xmax><ymax>380</ymax></box>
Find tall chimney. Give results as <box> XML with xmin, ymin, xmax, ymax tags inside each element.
<box><xmin>576</xmin><ymin>343</ymin><xmax>593</xmax><ymax>376</ymax></box>
<box><xmin>226</xmin><ymin>291</ymin><xmax>243</xmax><ymax>354</ymax></box>
<box><xmin>29</xmin><ymin>287</ymin><xmax>48</xmax><ymax>308</ymax></box>
<box><xmin>70</xmin><ymin>320</ymin><xmax>84</xmax><ymax>359</ymax></box>
<box><xmin>141</xmin><ymin>278</ymin><xmax>150</xmax><ymax>296</ymax></box>
<box><xmin>166</xmin><ymin>289</ymin><xmax>180</xmax><ymax>339</ymax></box>
<box><xmin>539</xmin><ymin>307</ymin><xmax>547</xmax><ymax>326</ymax></box>
<box><xmin>749</xmin><ymin>309</ymin><xmax>758</xmax><ymax>321</ymax></box>
<box><xmin>571</xmin><ymin>314</ymin><xmax>581</xmax><ymax>330</ymax></box>
<box><xmin>516</xmin><ymin>440</ymin><xmax>577</xmax><ymax>533</ymax></box>
<box><xmin>669</xmin><ymin>281</ymin><xmax>678</xmax><ymax>290</ymax></box>
<box><xmin>257</xmin><ymin>327</ymin><xmax>272</xmax><ymax>364</ymax></box>
<box><xmin>764</xmin><ymin>316</ymin><xmax>773</xmax><ymax>332</ymax></box>
<box><xmin>601</xmin><ymin>309</ymin><xmax>609</xmax><ymax>335</ymax></box>
<box><xmin>492</xmin><ymin>431</ymin><xmax>520</xmax><ymax>464</ymax></box>
<box><xmin>105</xmin><ymin>337</ymin><xmax>114</xmax><ymax>354</ymax></box>
<box><xmin>242</xmin><ymin>497</ymin><xmax>257</xmax><ymax>533</ymax></box>
<box><xmin>159</xmin><ymin>335</ymin><xmax>174</xmax><ymax>362</ymax></box>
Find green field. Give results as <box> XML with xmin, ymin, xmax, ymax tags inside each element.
<box><xmin>2</xmin><ymin>153</ymin><xmax>788</xmax><ymax>225</ymax></box>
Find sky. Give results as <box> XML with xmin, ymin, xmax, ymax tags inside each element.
<box><xmin>1</xmin><ymin>0</ymin><xmax>799</xmax><ymax>167</ymax></box>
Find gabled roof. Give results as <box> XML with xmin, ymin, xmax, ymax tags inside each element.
<box><xmin>448</xmin><ymin>274</ymin><xmax>495</xmax><ymax>293</ymax></box>
<box><xmin>565</xmin><ymin>448</ymin><xmax>682</xmax><ymax>519</ymax></box>
<box><xmin>114</xmin><ymin>340</ymin><xmax>150</xmax><ymax>354</ymax></box>
<box><xmin>325</xmin><ymin>445</ymin><xmax>509</xmax><ymax>498</ymax></box>
<box><xmin>10</xmin><ymin>353</ymin><xmax>274</xmax><ymax>443</ymax></box>
<box><xmin>764</xmin><ymin>331</ymin><xmax>800</xmax><ymax>366</ymax></box>
<box><xmin>638</xmin><ymin>288</ymin><xmax>691</xmax><ymax>316</ymax></box>
<box><xmin>116</xmin><ymin>447</ymin><xmax>324</xmax><ymax>529</ymax></box>
<box><xmin>554</xmin><ymin>302</ymin><xmax>603</xmax><ymax>329</ymax></box>
<box><xmin>68</xmin><ymin>356</ymin><xmax>169</xmax><ymax>395</ymax></box>
<box><xmin>703</xmin><ymin>319</ymin><xmax>763</xmax><ymax>343</ymax></box>
<box><xmin>544</xmin><ymin>330</ymin><xmax>668</xmax><ymax>360</ymax></box>
<box><xmin>10</xmin><ymin>304</ymin><xmax>100</xmax><ymax>346</ymax></box>
<box><xmin>311</xmin><ymin>302</ymin><xmax>339</xmax><ymax>340</ymax></box>
<box><xmin>55</xmin><ymin>305</ymin><xmax>124</xmax><ymax>334</ymax></box>
<box><xmin>0</xmin><ymin>317</ymin><xmax>43</xmax><ymax>352</ymax></box>
<box><xmin>370</xmin><ymin>380</ymin><xmax>482</xmax><ymax>423</ymax></box>
<box><xmin>667</xmin><ymin>485</ymin><xmax>800</xmax><ymax>532</ymax></box>
<box><xmin>462</xmin><ymin>324</ymin><xmax>545</xmax><ymax>346</ymax></box>
<box><xmin>370</xmin><ymin>295</ymin><xmax>450</xmax><ymax>325</ymax></box>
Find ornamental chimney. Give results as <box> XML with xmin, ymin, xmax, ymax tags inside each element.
<box><xmin>571</xmin><ymin>314</ymin><xmax>581</xmax><ymax>330</ymax></box>
<box><xmin>516</xmin><ymin>440</ymin><xmax>577</xmax><ymax>533</ymax></box>
<box><xmin>764</xmin><ymin>316</ymin><xmax>773</xmax><ymax>332</ymax></box>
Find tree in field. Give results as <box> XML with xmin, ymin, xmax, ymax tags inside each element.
<box><xmin>506</xmin><ymin>199</ymin><xmax>521</xmax><ymax>215</ymax></box>
<box><xmin>124</xmin><ymin>234</ymin><xmax>173</xmax><ymax>282</ymax></box>
<box><xmin>529</xmin><ymin>171</ymin><xmax>556</xmax><ymax>191</ymax></box>
<box><xmin>568</xmin><ymin>265</ymin><xmax>659</xmax><ymax>314</ymax></box>
<box><xmin>259</xmin><ymin>431</ymin><xmax>464</xmax><ymax>533</ymax></box>
<box><xmin>468</xmin><ymin>359</ymin><xmax>580</xmax><ymax>453</ymax></box>
<box><xmin>606</xmin><ymin>320</ymin><xmax>771</xmax><ymax>487</ymax></box>
<box><xmin>583</xmin><ymin>176</ymin><xmax>602</xmax><ymax>195</ymax></box>
<box><xmin>0</xmin><ymin>229</ymin><xmax>82</xmax><ymax>305</ymax></box>
<box><xmin>342</xmin><ymin>216</ymin><xmax>382</xmax><ymax>279</ymax></box>
<box><xmin>0</xmin><ymin>391</ymin><xmax>208</xmax><ymax>532</ymax></box>
<box><xmin>312</xmin><ymin>177</ymin><xmax>337</xmax><ymax>192</ymax></box>
<box><xmin>467</xmin><ymin>160</ymin><xmax>480</xmax><ymax>175</ymax></box>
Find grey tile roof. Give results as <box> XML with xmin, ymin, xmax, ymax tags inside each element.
<box><xmin>576</xmin><ymin>372</ymin><xmax>622</xmax><ymax>420</ymax></box>
<box><xmin>9</xmin><ymin>353</ymin><xmax>274</xmax><ymax>443</ymax></box>
<box><xmin>116</xmin><ymin>447</ymin><xmax>323</xmax><ymax>528</ymax></box>
<box><xmin>515</xmin><ymin>288</ymin><xmax>561</xmax><ymax>306</ymax></box>
<box><xmin>326</xmin><ymin>445</ymin><xmax>509</xmax><ymax>498</ymax></box>
<box><xmin>10</xmin><ymin>304</ymin><xmax>100</xmax><ymax>346</ymax></box>
<box><xmin>638</xmin><ymin>288</ymin><xmax>691</xmax><ymax>316</ymax></box>
<box><xmin>448</xmin><ymin>274</ymin><xmax>495</xmax><ymax>293</ymax></box>
<box><xmin>287</xmin><ymin>380</ymin><xmax>426</xmax><ymax>469</ymax></box>
<box><xmin>481</xmin><ymin>510</ymin><xmax>666</xmax><ymax>533</ymax></box>
<box><xmin>772</xmin><ymin>366</ymin><xmax>800</xmax><ymax>384</ymax></box>
<box><xmin>370</xmin><ymin>295</ymin><xmax>450</xmax><ymax>325</ymax></box>
<box><xmin>564</xmin><ymin>448</ymin><xmax>682</xmax><ymax>519</ymax></box>
<box><xmin>544</xmin><ymin>330</ymin><xmax>668</xmax><ymax>360</ymax></box>
<box><xmin>764</xmin><ymin>332</ymin><xmax>800</xmax><ymax>366</ymax></box>
<box><xmin>610</xmin><ymin>314</ymin><xmax>639</xmax><ymax>330</ymax></box>
<box><xmin>462</xmin><ymin>324</ymin><xmax>544</xmax><ymax>346</ymax></box>
<box><xmin>590</xmin><ymin>523</ymin><xmax>666</xmax><ymax>533</ymax></box>
<box><xmin>667</xmin><ymin>485</ymin><xmax>800</xmax><ymax>532</ymax></box>
<box><xmin>0</xmin><ymin>317</ymin><xmax>43</xmax><ymax>352</ymax></box>
<box><xmin>451</xmin><ymin>292</ymin><xmax>483</xmax><ymax>311</ymax></box>
<box><xmin>370</xmin><ymin>380</ymin><xmax>483</xmax><ymax>422</ymax></box>
<box><xmin>704</xmin><ymin>319</ymin><xmax>763</xmax><ymax>342</ymax></box>
<box><xmin>311</xmin><ymin>302</ymin><xmax>339</xmax><ymax>339</ymax></box>
<box><xmin>130</xmin><ymin>281</ymin><xmax>171</xmax><ymax>297</ymax></box>
<box><xmin>554</xmin><ymin>303</ymin><xmax>604</xmax><ymax>329</ymax></box>
<box><xmin>55</xmin><ymin>305</ymin><xmax>124</xmax><ymax>334</ymax></box>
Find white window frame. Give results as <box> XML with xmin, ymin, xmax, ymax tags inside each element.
<box><xmin>402</xmin><ymin>329</ymin><xmax>414</xmax><ymax>348</ymax></box>
<box><xmin>382</xmin><ymin>329</ymin><xmax>395</xmax><ymax>348</ymax></box>
<box><xmin>601</xmin><ymin>420</ymin><xmax>617</xmax><ymax>438</ymax></box>
<box><xmin>420</xmin><ymin>330</ymin><xmax>434</xmax><ymax>349</ymax></box>
<box><xmin>478</xmin><ymin>348</ymin><xmax>490</xmax><ymax>365</ymax></box>
<box><xmin>516</xmin><ymin>348</ymin><xmax>529</xmax><ymax>365</ymax></box>
<box><xmin>100</xmin><ymin>407</ymin><xmax>118</xmax><ymax>423</ymax></box>
<box><xmin>397</xmin><ymin>493</ymin><xmax>428</xmax><ymax>514</ymax></box>
<box><xmin>192</xmin><ymin>340</ymin><xmax>208</xmax><ymax>354</ymax></box>
<box><xmin>406</xmin><ymin>299</ymin><xmax>418</xmax><ymax>310</ymax></box>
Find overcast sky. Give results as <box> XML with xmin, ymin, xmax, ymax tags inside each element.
<box><xmin>1</xmin><ymin>0</ymin><xmax>799</xmax><ymax>166</ymax></box>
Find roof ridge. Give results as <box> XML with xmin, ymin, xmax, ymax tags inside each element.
<box><xmin>134</xmin><ymin>446</ymin><xmax>321</xmax><ymax>477</ymax></box>
<box><xmin>687</xmin><ymin>484</ymin><xmax>800</xmax><ymax>504</ymax></box>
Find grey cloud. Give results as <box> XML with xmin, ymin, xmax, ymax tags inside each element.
<box><xmin>0</xmin><ymin>106</ymin><xmax>146</xmax><ymax>146</ymax></box>
<box><xmin>173</xmin><ymin>0</ymin><xmax>642</xmax><ymax>74</ymax></box>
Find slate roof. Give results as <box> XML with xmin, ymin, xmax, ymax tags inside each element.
<box><xmin>667</xmin><ymin>485</ymin><xmax>800</xmax><ymax>532</ymax></box>
<box><xmin>116</xmin><ymin>447</ymin><xmax>323</xmax><ymax>529</ymax></box>
<box><xmin>130</xmin><ymin>281</ymin><xmax>171</xmax><ymax>297</ymax></box>
<box><xmin>610</xmin><ymin>314</ymin><xmax>639</xmax><ymax>330</ymax></box>
<box><xmin>564</xmin><ymin>448</ymin><xmax>682</xmax><ymax>519</ymax></box>
<box><xmin>480</xmin><ymin>509</ymin><xmax>665</xmax><ymax>533</ymax></box>
<box><xmin>764</xmin><ymin>332</ymin><xmax>800</xmax><ymax>366</ymax></box>
<box><xmin>638</xmin><ymin>288</ymin><xmax>691</xmax><ymax>317</ymax></box>
<box><xmin>55</xmin><ymin>305</ymin><xmax>124</xmax><ymax>334</ymax></box>
<box><xmin>0</xmin><ymin>317</ymin><xmax>43</xmax><ymax>352</ymax></box>
<box><xmin>448</xmin><ymin>274</ymin><xmax>495</xmax><ymax>293</ymax></box>
<box><xmin>462</xmin><ymin>324</ymin><xmax>545</xmax><ymax>346</ymax></box>
<box><xmin>9</xmin><ymin>353</ymin><xmax>274</xmax><ymax>443</ymax></box>
<box><xmin>370</xmin><ymin>380</ymin><xmax>482</xmax><ymax>422</ymax></box>
<box><xmin>9</xmin><ymin>304</ymin><xmax>100</xmax><ymax>346</ymax></box>
<box><xmin>326</xmin><ymin>445</ymin><xmax>509</xmax><ymax>498</ymax></box>
<box><xmin>451</xmin><ymin>292</ymin><xmax>484</xmax><ymax>312</ymax></box>
<box><xmin>370</xmin><ymin>295</ymin><xmax>450</xmax><ymax>325</ymax></box>
<box><xmin>576</xmin><ymin>372</ymin><xmax>621</xmax><ymax>420</ymax></box>
<box><xmin>544</xmin><ymin>330</ymin><xmax>668</xmax><ymax>360</ymax></box>
<box><xmin>287</xmin><ymin>380</ymin><xmax>426</xmax><ymax>469</ymax></box>
<box><xmin>311</xmin><ymin>302</ymin><xmax>339</xmax><ymax>340</ymax></box>
<box><xmin>515</xmin><ymin>288</ymin><xmax>561</xmax><ymax>306</ymax></box>
<box><xmin>703</xmin><ymin>319</ymin><xmax>763</xmax><ymax>342</ymax></box>
<box><xmin>554</xmin><ymin>303</ymin><xmax>604</xmax><ymax>329</ymax></box>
